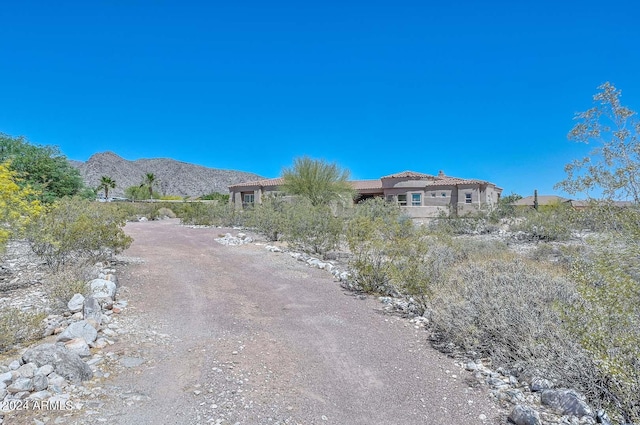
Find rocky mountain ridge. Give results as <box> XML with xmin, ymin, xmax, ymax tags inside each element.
<box><xmin>70</xmin><ymin>151</ymin><xmax>262</xmax><ymax>198</ymax></box>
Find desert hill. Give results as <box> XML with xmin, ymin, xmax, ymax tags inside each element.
<box><xmin>71</xmin><ymin>151</ymin><xmax>262</xmax><ymax>198</ymax></box>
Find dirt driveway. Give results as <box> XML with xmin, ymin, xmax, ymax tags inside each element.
<box><xmin>63</xmin><ymin>219</ymin><xmax>501</xmax><ymax>424</ymax></box>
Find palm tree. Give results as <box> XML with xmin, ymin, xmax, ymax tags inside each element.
<box><xmin>281</xmin><ymin>157</ymin><xmax>354</xmax><ymax>206</ymax></box>
<box><xmin>141</xmin><ymin>173</ymin><xmax>157</xmax><ymax>199</ymax></box>
<box><xmin>98</xmin><ymin>176</ymin><xmax>116</xmax><ymax>199</ymax></box>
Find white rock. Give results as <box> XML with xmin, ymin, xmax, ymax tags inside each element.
<box><xmin>64</xmin><ymin>338</ymin><xmax>91</xmax><ymax>358</ymax></box>
<box><xmin>57</xmin><ymin>320</ymin><xmax>98</xmax><ymax>344</ymax></box>
<box><xmin>67</xmin><ymin>294</ymin><xmax>85</xmax><ymax>313</ymax></box>
<box><xmin>90</xmin><ymin>279</ymin><xmax>117</xmax><ymax>301</ymax></box>
<box><xmin>36</xmin><ymin>365</ymin><xmax>54</xmax><ymax>376</ymax></box>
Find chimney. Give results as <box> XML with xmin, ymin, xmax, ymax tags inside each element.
<box><xmin>438</xmin><ymin>170</ymin><xmax>445</xmax><ymax>177</ymax></box>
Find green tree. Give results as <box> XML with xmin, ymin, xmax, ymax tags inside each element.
<box><xmin>141</xmin><ymin>173</ymin><xmax>157</xmax><ymax>198</ymax></box>
<box><xmin>0</xmin><ymin>133</ymin><xmax>84</xmax><ymax>202</ymax></box>
<box><xmin>556</xmin><ymin>82</ymin><xmax>640</xmax><ymax>202</ymax></box>
<box><xmin>281</xmin><ymin>157</ymin><xmax>354</xmax><ymax>206</ymax></box>
<box><xmin>98</xmin><ymin>176</ymin><xmax>116</xmax><ymax>199</ymax></box>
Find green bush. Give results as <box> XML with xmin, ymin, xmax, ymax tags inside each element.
<box><xmin>512</xmin><ymin>203</ymin><xmax>575</xmax><ymax>241</ymax></box>
<box><xmin>244</xmin><ymin>196</ymin><xmax>289</xmax><ymax>241</ymax></box>
<box><xmin>46</xmin><ymin>264</ymin><xmax>91</xmax><ymax>312</ymax></box>
<box><xmin>179</xmin><ymin>202</ymin><xmax>243</xmax><ymax>227</ymax></box>
<box><xmin>199</xmin><ymin>192</ymin><xmax>230</xmax><ymax>202</ymax></box>
<box><xmin>565</xmin><ymin>228</ymin><xmax>640</xmax><ymax>421</ymax></box>
<box><xmin>0</xmin><ymin>308</ymin><xmax>46</xmax><ymax>353</ymax></box>
<box><xmin>27</xmin><ymin>197</ymin><xmax>133</xmax><ymax>271</ymax></box>
<box><xmin>282</xmin><ymin>199</ymin><xmax>343</xmax><ymax>257</ymax></box>
<box><xmin>346</xmin><ymin>198</ymin><xmax>436</xmax><ymax>302</ymax></box>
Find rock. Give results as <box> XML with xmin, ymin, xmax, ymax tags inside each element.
<box><xmin>36</xmin><ymin>364</ymin><xmax>54</xmax><ymax>376</ymax></box>
<box><xmin>0</xmin><ymin>372</ymin><xmax>13</xmax><ymax>385</ymax></box>
<box><xmin>8</xmin><ymin>360</ymin><xmax>21</xmax><ymax>370</ymax></box>
<box><xmin>82</xmin><ymin>296</ymin><xmax>102</xmax><ymax>323</ymax></box>
<box><xmin>32</xmin><ymin>374</ymin><xmax>48</xmax><ymax>391</ymax></box>
<box><xmin>67</xmin><ymin>294</ymin><xmax>85</xmax><ymax>313</ymax></box>
<box><xmin>64</xmin><ymin>338</ymin><xmax>91</xmax><ymax>357</ymax></box>
<box><xmin>28</xmin><ymin>390</ymin><xmax>52</xmax><ymax>400</ymax></box>
<box><xmin>16</xmin><ymin>363</ymin><xmax>37</xmax><ymax>378</ymax></box>
<box><xmin>22</xmin><ymin>343</ymin><xmax>93</xmax><ymax>383</ymax></box>
<box><xmin>508</xmin><ymin>405</ymin><xmax>541</xmax><ymax>425</ymax></box>
<box><xmin>7</xmin><ymin>377</ymin><xmax>34</xmax><ymax>393</ymax></box>
<box><xmin>104</xmin><ymin>273</ymin><xmax>118</xmax><ymax>285</ymax></box>
<box><xmin>57</xmin><ymin>320</ymin><xmax>98</xmax><ymax>344</ymax></box>
<box><xmin>530</xmin><ymin>377</ymin><xmax>554</xmax><ymax>392</ymax></box>
<box><xmin>541</xmin><ymin>389</ymin><xmax>592</xmax><ymax>417</ymax></box>
<box><xmin>90</xmin><ymin>338</ymin><xmax>109</xmax><ymax>349</ymax></box>
<box><xmin>119</xmin><ymin>357</ymin><xmax>144</xmax><ymax>368</ymax></box>
<box><xmin>47</xmin><ymin>372</ymin><xmax>66</xmax><ymax>388</ymax></box>
<box><xmin>90</xmin><ymin>278</ymin><xmax>117</xmax><ymax>301</ymax></box>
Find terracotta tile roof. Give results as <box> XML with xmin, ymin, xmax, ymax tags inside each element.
<box><xmin>428</xmin><ymin>177</ymin><xmax>490</xmax><ymax>186</ymax></box>
<box><xmin>381</xmin><ymin>171</ymin><xmax>434</xmax><ymax>179</ymax></box>
<box><xmin>228</xmin><ymin>177</ymin><xmax>284</xmax><ymax>189</ymax></box>
<box><xmin>350</xmin><ymin>180</ymin><xmax>383</xmax><ymax>190</ymax></box>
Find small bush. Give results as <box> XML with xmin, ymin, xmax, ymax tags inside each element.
<box><xmin>28</xmin><ymin>197</ymin><xmax>133</xmax><ymax>271</ymax></box>
<box><xmin>283</xmin><ymin>200</ymin><xmax>343</xmax><ymax>257</ymax></box>
<box><xmin>429</xmin><ymin>255</ymin><xmax>596</xmax><ymax>391</ymax></box>
<box><xmin>0</xmin><ymin>308</ymin><xmax>46</xmax><ymax>353</ymax></box>
<box><xmin>565</xmin><ymin>234</ymin><xmax>640</xmax><ymax>421</ymax></box>
<box><xmin>244</xmin><ymin>196</ymin><xmax>289</xmax><ymax>241</ymax></box>
<box><xmin>156</xmin><ymin>207</ymin><xmax>177</xmax><ymax>218</ymax></box>
<box><xmin>512</xmin><ymin>203</ymin><xmax>575</xmax><ymax>241</ymax></box>
<box><xmin>180</xmin><ymin>202</ymin><xmax>243</xmax><ymax>227</ymax></box>
<box><xmin>46</xmin><ymin>264</ymin><xmax>91</xmax><ymax>312</ymax></box>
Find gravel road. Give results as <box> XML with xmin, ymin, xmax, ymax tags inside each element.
<box><xmin>58</xmin><ymin>219</ymin><xmax>502</xmax><ymax>425</ymax></box>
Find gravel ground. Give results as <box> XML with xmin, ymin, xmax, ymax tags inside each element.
<box><xmin>9</xmin><ymin>219</ymin><xmax>504</xmax><ymax>425</ymax></box>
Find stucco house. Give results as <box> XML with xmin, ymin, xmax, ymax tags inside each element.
<box><xmin>229</xmin><ymin>170</ymin><xmax>502</xmax><ymax>218</ymax></box>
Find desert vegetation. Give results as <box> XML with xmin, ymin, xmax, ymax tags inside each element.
<box><xmin>1</xmin><ymin>84</ymin><xmax>639</xmax><ymax>422</ymax></box>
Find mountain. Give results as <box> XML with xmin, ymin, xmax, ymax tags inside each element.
<box><xmin>71</xmin><ymin>152</ymin><xmax>263</xmax><ymax>198</ymax></box>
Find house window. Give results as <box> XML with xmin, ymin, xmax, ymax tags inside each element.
<box><xmin>465</xmin><ymin>193</ymin><xmax>472</xmax><ymax>204</ymax></box>
<box><xmin>431</xmin><ymin>192</ymin><xmax>436</xmax><ymax>198</ymax></box>
<box><xmin>397</xmin><ymin>194</ymin><xmax>407</xmax><ymax>206</ymax></box>
<box><xmin>243</xmin><ymin>193</ymin><xmax>255</xmax><ymax>208</ymax></box>
<box><xmin>385</xmin><ymin>195</ymin><xmax>395</xmax><ymax>203</ymax></box>
<box><xmin>411</xmin><ymin>193</ymin><xmax>421</xmax><ymax>206</ymax></box>
<box><xmin>441</xmin><ymin>192</ymin><xmax>446</xmax><ymax>197</ymax></box>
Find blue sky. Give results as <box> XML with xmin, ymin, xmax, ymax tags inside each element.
<box><xmin>1</xmin><ymin>0</ymin><xmax>639</xmax><ymax>197</ymax></box>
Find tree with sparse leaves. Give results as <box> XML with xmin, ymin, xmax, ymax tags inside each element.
<box><xmin>556</xmin><ymin>82</ymin><xmax>640</xmax><ymax>202</ymax></box>
<box><xmin>281</xmin><ymin>157</ymin><xmax>354</xmax><ymax>206</ymax></box>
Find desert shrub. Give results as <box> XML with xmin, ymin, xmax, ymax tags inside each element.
<box><xmin>346</xmin><ymin>199</ymin><xmax>451</xmax><ymax>307</ymax></box>
<box><xmin>244</xmin><ymin>196</ymin><xmax>289</xmax><ymax>241</ymax></box>
<box><xmin>199</xmin><ymin>192</ymin><xmax>230</xmax><ymax>202</ymax></box>
<box><xmin>429</xmin><ymin>215</ymin><xmax>488</xmax><ymax>235</ymax></box>
<box><xmin>565</xmin><ymin>230</ymin><xmax>640</xmax><ymax>421</ymax></box>
<box><xmin>282</xmin><ymin>199</ymin><xmax>344</xmax><ymax>257</ymax></box>
<box><xmin>156</xmin><ymin>207</ymin><xmax>177</xmax><ymax>218</ymax></box>
<box><xmin>180</xmin><ymin>202</ymin><xmax>243</xmax><ymax>227</ymax></box>
<box><xmin>27</xmin><ymin>197</ymin><xmax>133</xmax><ymax>271</ymax></box>
<box><xmin>46</xmin><ymin>264</ymin><xmax>91</xmax><ymax>312</ymax></box>
<box><xmin>512</xmin><ymin>203</ymin><xmax>575</xmax><ymax>241</ymax></box>
<box><xmin>0</xmin><ymin>308</ymin><xmax>46</xmax><ymax>353</ymax></box>
<box><xmin>429</xmin><ymin>255</ymin><xmax>597</xmax><ymax>392</ymax></box>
